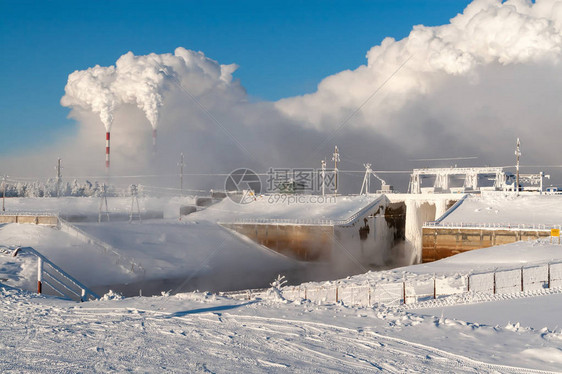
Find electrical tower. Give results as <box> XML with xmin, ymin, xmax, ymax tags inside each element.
<box><xmin>129</xmin><ymin>184</ymin><xmax>142</xmax><ymax>223</ymax></box>
<box><xmin>98</xmin><ymin>183</ymin><xmax>110</xmax><ymax>223</ymax></box>
<box><xmin>332</xmin><ymin>146</ymin><xmax>340</xmax><ymax>195</ymax></box>
<box><xmin>360</xmin><ymin>164</ymin><xmax>388</xmax><ymax>195</ymax></box>
<box><xmin>55</xmin><ymin>158</ymin><xmax>62</xmax><ymax>197</ymax></box>
<box><xmin>178</xmin><ymin>153</ymin><xmax>185</xmax><ymax>195</ymax></box>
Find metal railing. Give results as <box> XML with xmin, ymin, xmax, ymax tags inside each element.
<box><xmin>337</xmin><ymin>196</ymin><xmax>385</xmax><ymax>226</ymax></box>
<box><xmin>433</xmin><ymin>194</ymin><xmax>468</xmax><ymax>223</ymax></box>
<box><xmin>222</xmin><ymin>217</ymin><xmax>336</xmax><ymax>226</ymax></box>
<box><xmin>424</xmin><ymin>221</ymin><xmax>561</xmax><ymax>231</ymax></box>
<box><xmin>13</xmin><ymin>246</ymin><xmax>99</xmax><ymax>302</ymax></box>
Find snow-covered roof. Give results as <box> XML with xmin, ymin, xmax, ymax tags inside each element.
<box><xmin>189</xmin><ymin>194</ymin><xmax>387</xmax><ymax>225</ymax></box>
<box><xmin>439</xmin><ymin>193</ymin><xmax>562</xmax><ymax>227</ymax></box>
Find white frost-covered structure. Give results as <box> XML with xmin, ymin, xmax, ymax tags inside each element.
<box><xmin>408</xmin><ymin>167</ymin><xmax>549</xmax><ymax>194</ymax></box>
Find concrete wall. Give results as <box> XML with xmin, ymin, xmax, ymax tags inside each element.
<box><xmin>384</xmin><ymin>194</ymin><xmax>461</xmax><ymax>265</ymax></box>
<box><xmin>0</xmin><ymin>215</ymin><xmax>17</xmax><ymax>224</ymax></box>
<box><xmin>0</xmin><ymin>215</ymin><xmax>58</xmax><ymax>226</ymax></box>
<box><xmin>221</xmin><ymin>197</ymin><xmax>395</xmax><ymax>265</ymax></box>
<box><xmin>221</xmin><ymin>223</ymin><xmax>334</xmax><ymax>261</ymax></box>
<box><xmin>333</xmin><ymin>202</ymin><xmax>395</xmax><ymax>267</ymax></box>
<box><xmin>422</xmin><ymin>227</ymin><xmax>551</xmax><ymax>262</ymax></box>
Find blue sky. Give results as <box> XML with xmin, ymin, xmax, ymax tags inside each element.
<box><xmin>0</xmin><ymin>0</ymin><xmax>471</xmax><ymax>153</ymax></box>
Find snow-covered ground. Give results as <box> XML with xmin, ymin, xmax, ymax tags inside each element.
<box><xmin>398</xmin><ymin>238</ymin><xmax>562</xmax><ymax>276</ymax></box>
<box><xmin>0</xmin><ymin>219</ymin><xmax>298</xmax><ymax>296</ymax></box>
<box><xmin>1</xmin><ymin>271</ymin><xmax>562</xmax><ymax>372</ymax></box>
<box><xmin>0</xmin><ymin>224</ymin><xmax>133</xmax><ymax>291</ymax></box>
<box><xmin>2</xmin><ymin>236</ymin><xmax>562</xmax><ymax>372</ymax></box>
<box><xmin>74</xmin><ymin>219</ymin><xmax>298</xmax><ymax>293</ymax></box>
<box><xmin>2</xmin><ymin>194</ymin><xmax>562</xmax><ymax>372</ymax></box>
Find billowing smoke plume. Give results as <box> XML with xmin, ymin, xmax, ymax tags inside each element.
<box><xmin>112</xmin><ymin>52</ymin><xmax>165</xmax><ymax>130</ymax></box>
<box><xmin>61</xmin><ymin>47</ymin><xmax>241</xmax><ymax>132</ymax></box>
<box><xmin>5</xmin><ymin>0</ymin><xmax>562</xmax><ymax>191</ymax></box>
<box><xmin>60</xmin><ymin>66</ymin><xmax>119</xmax><ymax>132</ymax></box>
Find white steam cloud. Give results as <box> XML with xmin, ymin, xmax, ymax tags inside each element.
<box><xmin>276</xmin><ymin>0</ymin><xmax>562</xmax><ymax>129</ymax></box>
<box><xmin>5</xmin><ymin>0</ymin><xmax>562</xmax><ymax>191</ymax></box>
<box><xmin>112</xmin><ymin>52</ymin><xmax>165</xmax><ymax>129</ymax></box>
<box><xmin>60</xmin><ymin>65</ymin><xmax>119</xmax><ymax>132</ymax></box>
<box><xmin>62</xmin><ymin>47</ymin><xmax>241</xmax><ymax>131</ymax></box>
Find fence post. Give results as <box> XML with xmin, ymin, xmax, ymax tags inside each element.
<box><xmin>467</xmin><ymin>274</ymin><xmax>470</xmax><ymax>292</ymax></box>
<box><xmin>335</xmin><ymin>284</ymin><xmax>339</xmax><ymax>303</ymax></box>
<box><xmin>521</xmin><ymin>266</ymin><xmax>524</xmax><ymax>292</ymax></box>
<box><xmin>493</xmin><ymin>270</ymin><xmax>496</xmax><ymax>295</ymax></box>
<box><xmin>547</xmin><ymin>262</ymin><xmax>550</xmax><ymax>288</ymax></box>
<box><xmin>37</xmin><ymin>257</ymin><xmax>43</xmax><ymax>294</ymax></box>
<box><xmin>368</xmin><ymin>285</ymin><xmax>371</xmax><ymax>307</ymax></box>
<box><xmin>402</xmin><ymin>281</ymin><xmax>406</xmax><ymax>305</ymax></box>
<box><xmin>433</xmin><ymin>276</ymin><xmax>437</xmax><ymax>299</ymax></box>
<box><xmin>12</xmin><ymin>247</ymin><xmax>21</xmax><ymax>257</ymax></box>
<box><xmin>80</xmin><ymin>289</ymin><xmax>86</xmax><ymax>302</ymax></box>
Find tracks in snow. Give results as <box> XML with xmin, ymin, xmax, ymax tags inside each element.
<box><xmin>1</xmin><ymin>287</ymin><xmax>560</xmax><ymax>373</ymax></box>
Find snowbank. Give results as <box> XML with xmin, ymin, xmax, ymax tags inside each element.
<box><xmin>0</xmin><ymin>218</ymin><xmax>298</xmax><ymax>296</ymax></box>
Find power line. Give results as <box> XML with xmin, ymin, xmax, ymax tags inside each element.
<box><xmin>4</xmin><ymin>169</ymin><xmax>414</xmax><ymax>181</ymax></box>
<box><xmin>310</xmin><ymin>55</ymin><xmax>413</xmax><ymax>157</ymax></box>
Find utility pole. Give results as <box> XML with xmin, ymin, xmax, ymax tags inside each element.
<box><xmin>321</xmin><ymin>159</ymin><xmax>326</xmax><ymax>196</ymax></box>
<box><xmin>55</xmin><ymin>158</ymin><xmax>62</xmax><ymax>197</ymax></box>
<box><xmin>178</xmin><ymin>153</ymin><xmax>184</xmax><ymax>195</ymax></box>
<box><xmin>515</xmin><ymin>138</ymin><xmax>521</xmax><ymax>196</ymax></box>
<box><xmin>2</xmin><ymin>175</ymin><xmax>6</xmax><ymax>212</ymax></box>
<box><xmin>332</xmin><ymin>146</ymin><xmax>340</xmax><ymax>196</ymax></box>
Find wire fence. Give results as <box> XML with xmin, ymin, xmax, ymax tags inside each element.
<box><xmin>229</xmin><ymin>261</ymin><xmax>562</xmax><ymax>307</ymax></box>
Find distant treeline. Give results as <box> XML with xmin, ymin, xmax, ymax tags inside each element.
<box><xmin>2</xmin><ymin>179</ymin><xmax>139</xmax><ymax>198</ymax></box>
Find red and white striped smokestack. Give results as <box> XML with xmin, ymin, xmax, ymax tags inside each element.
<box><xmin>105</xmin><ymin>132</ymin><xmax>110</xmax><ymax>169</ymax></box>
<box><xmin>152</xmin><ymin>129</ymin><xmax>157</xmax><ymax>154</ymax></box>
